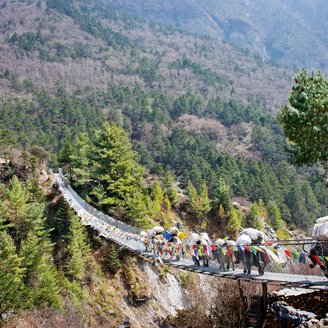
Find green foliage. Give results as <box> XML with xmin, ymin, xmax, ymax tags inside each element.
<box><xmin>66</xmin><ymin>209</ymin><xmax>90</xmax><ymax>281</ymax></box>
<box><xmin>135</xmin><ymin>57</ymin><xmax>163</xmax><ymax>87</ymax></box>
<box><xmin>163</xmin><ymin>170</ymin><xmax>178</xmax><ymax>206</ymax></box>
<box><xmin>0</xmin><ymin>124</ymin><xmax>16</xmax><ymax>155</ymax></box>
<box><xmin>179</xmin><ymin>271</ymin><xmax>196</xmax><ymax>290</ymax></box>
<box><xmin>2</xmin><ymin>176</ymin><xmax>29</xmax><ymax>243</ymax></box>
<box><xmin>0</xmin><ymin>231</ymin><xmax>26</xmax><ymax>317</ymax></box>
<box><xmin>0</xmin><ymin>176</ymin><xmax>63</xmax><ymax>317</ymax></box>
<box><xmin>186</xmin><ymin>180</ymin><xmax>211</xmax><ymax>220</ymax></box>
<box><xmin>8</xmin><ymin>31</ymin><xmax>47</xmax><ymax>53</ymax></box>
<box><xmin>47</xmin><ymin>0</ymin><xmax>132</xmax><ymax>50</ymax></box>
<box><xmin>31</xmin><ymin>253</ymin><xmax>62</xmax><ymax>309</ymax></box>
<box><xmin>279</xmin><ymin>69</ymin><xmax>328</xmax><ymax>166</ymax></box>
<box><xmin>124</xmin><ymin>190</ymin><xmax>150</xmax><ymax>229</ymax></box>
<box><xmin>149</xmin><ymin>180</ymin><xmax>164</xmax><ymax>219</ymax></box>
<box><xmin>70</xmin><ymin>132</ymin><xmax>91</xmax><ymax>187</ymax></box>
<box><xmin>267</xmin><ymin>200</ymin><xmax>283</xmax><ymax>231</ymax></box>
<box><xmin>246</xmin><ymin>203</ymin><xmax>263</xmax><ymax>230</ymax></box>
<box><xmin>107</xmin><ymin>245</ymin><xmax>121</xmax><ymax>275</ymax></box>
<box><xmin>169</xmin><ymin>57</ymin><xmax>227</xmax><ymax>88</ymax></box>
<box><xmin>89</xmin><ymin>122</ymin><xmax>145</xmax><ymax>216</ymax></box>
<box><xmin>0</xmin><ymin>88</ymin><xmax>104</xmax><ymax>154</ymax></box>
<box><xmin>228</xmin><ymin>207</ymin><xmax>242</xmax><ymax>233</ymax></box>
<box><xmin>214</xmin><ymin>178</ymin><xmax>232</xmax><ymax>213</ymax></box>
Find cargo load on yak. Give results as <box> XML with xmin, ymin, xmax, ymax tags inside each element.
<box><xmin>312</xmin><ymin>216</ymin><xmax>328</xmax><ymax>241</ymax></box>
<box><xmin>309</xmin><ymin>216</ymin><xmax>328</xmax><ymax>279</ymax></box>
<box><xmin>240</xmin><ymin>228</ymin><xmax>265</xmax><ymax>244</ymax></box>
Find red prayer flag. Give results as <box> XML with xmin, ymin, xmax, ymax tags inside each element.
<box><xmin>284</xmin><ymin>250</ymin><xmax>293</xmax><ymax>259</ymax></box>
<box><xmin>227</xmin><ymin>246</ymin><xmax>233</xmax><ymax>257</ymax></box>
<box><xmin>313</xmin><ymin>255</ymin><xmax>324</xmax><ymax>267</ymax></box>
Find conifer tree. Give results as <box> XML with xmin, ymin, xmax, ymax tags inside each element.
<box><xmin>66</xmin><ymin>209</ymin><xmax>90</xmax><ymax>281</ymax></box>
<box><xmin>150</xmin><ymin>180</ymin><xmax>164</xmax><ymax>219</ymax></box>
<box><xmin>90</xmin><ymin>122</ymin><xmax>144</xmax><ymax>216</ymax></box>
<box><xmin>246</xmin><ymin>203</ymin><xmax>263</xmax><ymax>230</ymax></box>
<box><xmin>26</xmin><ymin>177</ymin><xmax>45</xmax><ymax>203</ymax></box>
<box><xmin>267</xmin><ymin>200</ymin><xmax>283</xmax><ymax>230</ymax></box>
<box><xmin>53</xmin><ymin>198</ymin><xmax>71</xmax><ymax>239</ymax></box>
<box><xmin>125</xmin><ymin>190</ymin><xmax>150</xmax><ymax>229</ymax></box>
<box><xmin>218</xmin><ymin>204</ymin><xmax>226</xmax><ymax>220</ymax></box>
<box><xmin>4</xmin><ymin>176</ymin><xmax>29</xmax><ymax>244</ymax></box>
<box><xmin>186</xmin><ymin>180</ymin><xmax>211</xmax><ymax>220</ymax></box>
<box><xmin>228</xmin><ymin>207</ymin><xmax>241</xmax><ymax>233</ymax></box>
<box><xmin>70</xmin><ymin>132</ymin><xmax>91</xmax><ymax>187</ymax></box>
<box><xmin>19</xmin><ymin>202</ymin><xmax>59</xmax><ymax>307</ymax></box>
<box><xmin>214</xmin><ymin>178</ymin><xmax>232</xmax><ymax>213</ymax></box>
<box><xmin>267</xmin><ymin>200</ymin><xmax>289</xmax><ymax>239</ymax></box>
<box><xmin>58</xmin><ymin>139</ymin><xmax>73</xmax><ymax>167</ymax></box>
<box><xmin>0</xmin><ymin>124</ymin><xmax>16</xmax><ymax>160</ymax></box>
<box><xmin>0</xmin><ymin>231</ymin><xmax>26</xmax><ymax>318</ymax></box>
<box><xmin>107</xmin><ymin>245</ymin><xmax>121</xmax><ymax>275</ymax></box>
<box><xmin>163</xmin><ymin>170</ymin><xmax>178</xmax><ymax>206</ymax></box>
<box><xmin>199</xmin><ymin>181</ymin><xmax>211</xmax><ymax>216</ymax></box>
<box><xmin>32</xmin><ymin>253</ymin><xmax>61</xmax><ymax>309</ymax></box>
<box><xmin>186</xmin><ymin>180</ymin><xmax>199</xmax><ymax>215</ymax></box>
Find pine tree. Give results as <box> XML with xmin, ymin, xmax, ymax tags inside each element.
<box><xmin>107</xmin><ymin>245</ymin><xmax>121</xmax><ymax>275</ymax></box>
<box><xmin>267</xmin><ymin>200</ymin><xmax>289</xmax><ymax>239</ymax></box>
<box><xmin>267</xmin><ymin>200</ymin><xmax>283</xmax><ymax>230</ymax></box>
<box><xmin>0</xmin><ymin>231</ymin><xmax>26</xmax><ymax>318</ymax></box>
<box><xmin>218</xmin><ymin>204</ymin><xmax>226</xmax><ymax>220</ymax></box>
<box><xmin>66</xmin><ymin>209</ymin><xmax>90</xmax><ymax>281</ymax></box>
<box><xmin>26</xmin><ymin>177</ymin><xmax>45</xmax><ymax>203</ymax></box>
<box><xmin>186</xmin><ymin>180</ymin><xmax>199</xmax><ymax>215</ymax></box>
<box><xmin>214</xmin><ymin>178</ymin><xmax>232</xmax><ymax>213</ymax></box>
<box><xmin>228</xmin><ymin>207</ymin><xmax>241</xmax><ymax>233</ymax></box>
<box><xmin>125</xmin><ymin>190</ymin><xmax>150</xmax><ymax>229</ymax></box>
<box><xmin>246</xmin><ymin>203</ymin><xmax>263</xmax><ymax>230</ymax></box>
<box><xmin>4</xmin><ymin>176</ymin><xmax>29</xmax><ymax>244</ymax></box>
<box><xmin>163</xmin><ymin>170</ymin><xmax>178</xmax><ymax>206</ymax></box>
<box><xmin>199</xmin><ymin>181</ymin><xmax>211</xmax><ymax>216</ymax></box>
<box><xmin>0</xmin><ymin>124</ymin><xmax>16</xmax><ymax>159</ymax></box>
<box><xmin>32</xmin><ymin>253</ymin><xmax>61</xmax><ymax>309</ymax></box>
<box><xmin>58</xmin><ymin>139</ymin><xmax>73</xmax><ymax>167</ymax></box>
<box><xmin>150</xmin><ymin>180</ymin><xmax>164</xmax><ymax>219</ymax></box>
<box><xmin>70</xmin><ymin>132</ymin><xmax>91</xmax><ymax>187</ymax></box>
<box><xmin>53</xmin><ymin>198</ymin><xmax>71</xmax><ymax>239</ymax></box>
<box><xmin>19</xmin><ymin>202</ymin><xmax>58</xmax><ymax>307</ymax></box>
<box><xmin>186</xmin><ymin>180</ymin><xmax>211</xmax><ymax>220</ymax></box>
<box><xmin>90</xmin><ymin>122</ymin><xmax>144</xmax><ymax>216</ymax></box>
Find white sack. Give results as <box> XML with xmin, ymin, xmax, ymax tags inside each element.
<box><xmin>169</xmin><ymin>226</ymin><xmax>179</xmax><ymax>236</ymax></box>
<box><xmin>312</xmin><ymin>222</ymin><xmax>328</xmax><ymax>240</ymax></box>
<box><xmin>236</xmin><ymin>234</ymin><xmax>252</xmax><ymax>245</ymax></box>
<box><xmin>241</xmin><ymin>228</ymin><xmax>264</xmax><ymax>241</ymax></box>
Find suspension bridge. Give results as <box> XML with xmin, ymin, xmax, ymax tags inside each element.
<box><xmin>53</xmin><ymin>170</ymin><xmax>328</xmax><ymax>288</ymax></box>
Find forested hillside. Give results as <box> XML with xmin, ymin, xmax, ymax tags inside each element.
<box><xmin>0</xmin><ymin>0</ymin><xmax>326</xmax><ymax>230</ymax></box>
<box><xmin>0</xmin><ymin>0</ymin><xmax>292</xmax><ymax>109</ymax></box>
<box><xmin>108</xmin><ymin>0</ymin><xmax>328</xmax><ymax>70</ymax></box>
<box><xmin>1</xmin><ymin>0</ymin><xmax>328</xmax><ymax>326</ymax></box>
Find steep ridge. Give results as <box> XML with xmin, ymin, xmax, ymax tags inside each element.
<box><xmin>106</xmin><ymin>0</ymin><xmax>328</xmax><ymax>70</ymax></box>
<box><xmin>0</xmin><ymin>0</ymin><xmax>292</xmax><ymax>111</ymax></box>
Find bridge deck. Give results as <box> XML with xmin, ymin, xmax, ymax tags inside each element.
<box><xmin>53</xmin><ymin>173</ymin><xmax>328</xmax><ymax>286</ymax></box>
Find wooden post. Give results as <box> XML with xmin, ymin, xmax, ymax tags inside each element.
<box><xmin>238</xmin><ymin>279</ymin><xmax>247</xmax><ymax>328</ymax></box>
<box><xmin>261</xmin><ymin>281</ymin><xmax>268</xmax><ymax>327</ymax></box>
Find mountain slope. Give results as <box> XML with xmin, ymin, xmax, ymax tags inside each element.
<box><xmin>0</xmin><ymin>0</ymin><xmax>292</xmax><ymax>112</ymax></box>
<box><xmin>107</xmin><ymin>0</ymin><xmax>328</xmax><ymax>70</ymax></box>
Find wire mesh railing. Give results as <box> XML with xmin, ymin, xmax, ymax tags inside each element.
<box><xmin>53</xmin><ymin>170</ymin><xmax>328</xmax><ymax>284</ymax></box>
<box><xmin>58</xmin><ymin>169</ymin><xmax>142</xmax><ymax>235</ymax></box>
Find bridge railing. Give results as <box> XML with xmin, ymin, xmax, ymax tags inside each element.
<box><xmin>54</xmin><ymin>170</ymin><xmax>328</xmax><ymax>283</ymax></box>
<box><xmin>58</xmin><ymin>169</ymin><xmax>142</xmax><ymax>235</ymax></box>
